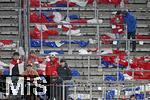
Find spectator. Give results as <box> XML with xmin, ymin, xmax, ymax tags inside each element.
<box><xmin>9</xmin><ymin>52</ymin><xmax>24</xmax><ymax>82</ymax></box>
<box><xmin>22</xmin><ymin>64</ymin><xmax>39</xmax><ymax>76</ymax></box>
<box><xmin>45</xmin><ymin>53</ymin><xmax>59</xmax><ymax>100</ymax></box>
<box><xmin>129</xmin><ymin>94</ymin><xmax>136</xmax><ymax>100</ymax></box>
<box><xmin>57</xmin><ymin>59</ymin><xmax>72</xmax><ymax>100</ymax></box>
<box><xmin>28</xmin><ymin>50</ymin><xmax>44</xmax><ymax>63</ymax></box>
<box><xmin>22</xmin><ymin>64</ymin><xmax>39</xmax><ymax>100</ymax></box>
<box><xmin>58</xmin><ymin>59</ymin><xmax>72</xmax><ymax>80</ymax></box>
<box><xmin>123</xmin><ymin>11</ymin><xmax>137</xmax><ymax>52</ymax></box>
<box><xmin>28</xmin><ymin>50</ymin><xmax>37</xmax><ymax>64</ymax></box>
<box><xmin>119</xmin><ymin>91</ymin><xmax>126</xmax><ymax>100</ymax></box>
<box><xmin>111</xmin><ymin>11</ymin><xmax>125</xmax><ymax>50</ymax></box>
<box><xmin>45</xmin><ymin>53</ymin><xmax>59</xmax><ymax>76</ymax></box>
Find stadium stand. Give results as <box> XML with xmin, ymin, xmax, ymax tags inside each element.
<box><xmin>0</xmin><ymin>0</ymin><xmax>149</xmax><ymax>99</ymax></box>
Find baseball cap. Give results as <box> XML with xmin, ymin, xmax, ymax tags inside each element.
<box><xmin>49</xmin><ymin>52</ymin><xmax>57</xmax><ymax>57</ymax></box>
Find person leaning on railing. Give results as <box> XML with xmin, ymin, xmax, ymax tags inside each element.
<box><xmin>57</xmin><ymin>59</ymin><xmax>72</xmax><ymax>100</ymax></box>
<box><xmin>45</xmin><ymin>53</ymin><xmax>59</xmax><ymax>100</ymax></box>
<box><xmin>123</xmin><ymin>10</ymin><xmax>137</xmax><ymax>52</ymax></box>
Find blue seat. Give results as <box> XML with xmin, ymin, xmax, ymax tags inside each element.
<box><xmin>106</xmin><ymin>90</ymin><xmax>115</xmax><ymax>100</ymax></box>
<box><xmin>31</xmin><ymin>40</ymin><xmax>41</xmax><ymax>47</ymax></box>
<box><xmin>3</xmin><ymin>68</ymin><xmax>9</xmax><ymax>75</ymax></box>
<box><xmin>71</xmin><ymin>69</ymin><xmax>80</xmax><ymax>77</ymax></box>
<box><xmin>44</xmin><ymin>50</ymin><xmax>64</xmax><ymax>55</ymax></box>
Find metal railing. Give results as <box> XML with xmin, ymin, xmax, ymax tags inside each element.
<box><xmin>4</xmin><ymin>0</ymin><xmax>149</xmax><ymax>99</ymax></box>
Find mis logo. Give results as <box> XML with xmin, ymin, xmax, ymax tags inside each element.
<box><xmin>6</xmin><ymin>76</ymin><xmax>47</xmax><ymax>96</ymax></box>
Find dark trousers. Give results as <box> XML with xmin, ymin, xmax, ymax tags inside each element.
<box><xmin>55</xmin><ymin>83</ymin><xmax>68</xmax><ymax>100</ymax></box>
<box><xmin>127</xmin><ymin>31</ymin><xmax>136</xmax><ymax>51</ymax></box>
<box><xmin>46</xmin><ymin>77</ymin><xmax>58</xmax><ymax>100</ymax></box>
<box><xmin>46</xmin><ymin>77</ymin><xmax>67</xmax><ymax>100</ymax></box>
<box><xmin>24</xmin><ymin>79</ymin><xmax>37</xmax><ymax>100</ymax></box>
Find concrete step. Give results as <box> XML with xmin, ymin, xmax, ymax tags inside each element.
<box><xmin>0</xmin><ymin>18</ymin><xmax>18</xmax><ymax>24</ymax></box>
<box><xmin>0</xmin><ymin>26</ymin><xmax>18</xmax><ymax>31</ymax></box>
<box><xmin>0</xmin><ymin>2</ymin><xmax>16</xmax><ymax>8</ymax></box>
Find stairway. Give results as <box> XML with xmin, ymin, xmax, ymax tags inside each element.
<box><xmin>0</xmin><ymin>0</ymin><xmax>21</xmax><ymax>63</ymax></box>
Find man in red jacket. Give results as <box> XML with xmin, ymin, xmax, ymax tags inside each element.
<box><xmin>111</xmin><ymin>11</ymin><xmax>125</xmax><ymax>50</ymax></box>
<box><xmin>45</xmin><ymin>54</ymin><xmax>59</xmax><ymax>76</ymax></box>
<box><xmin>45</xmin><ymin>53</ymin><xmax>59</xmax><ymax>100</ymax></box>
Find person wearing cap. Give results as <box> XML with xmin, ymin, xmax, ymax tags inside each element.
<box><xmin>57</xmin><ymin>59</ymin><xmax>72</xmax><ymax>81</ymax></box>
<box><xmin>111</xmin><ymin>11</ymin><xmax>125</xmax><ymax>50</ymax></box>
<box><xmin>45</xmin><ymin>53</ymin><xmax>59</xmax><ymax>100</ymax></box>
<box><xmin>123</xmin><ymin>10</ymin><xmax>137</xmax><ymax>52</ymax></box>
<box><xmin>45</xmin><ymin>53</ymin><xmax>59</xmax><ymax>76</ymax></box>
<box><xmin>56</xmin><ymin>59</ymin><xmax>72</xmax><ymax>100</ymax></box>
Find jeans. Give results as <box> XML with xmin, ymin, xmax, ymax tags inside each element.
<box><xmin>127</xmin><ymin>31</ymin><xmax>136</xmax><ymax>51</ymax></box>
<box><xmin>115</xmin><ymin>34</ymin><xmax>124</xmax><ymax>49</ymax></box>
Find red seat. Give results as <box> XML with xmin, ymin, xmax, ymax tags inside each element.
<box><xmin>70</xmin><ymin>18</ymin><xmax>87</xmax><ymax>24</ymax></box>
<box><xmin>62</xmin><ymin>25</ymin><xmax>78</xmax><ymax>32</ymax></box>
<box><xmin>30</xmin><ymin>12</ymin><xmax>39</xmax><ymax>23</ymax></box>
<box><xmin>97</xmin><ymin>0</ymin><xmax>110</xmax><ymax>4</ymax></box>
<box><xmin>30</xmin><ymin>0</ymin><xmax>40</xmax><ymax>7</ymax></box>
<box><xmin>39</xmin><ymin>14</ymin><xmax>49</xmax><ymax>23</ymax></box>
<box><xmin>100</xmin><ymin>34</ymin><xmax>112</xmax><ymax>44</ymax></box>
<box><xmin>136</xmin><ymin>34</ymin><xmax>150</xmax><ymax>40</ymax></box>
<box><xmin>0</xmin><ymin>40</ymin><xmax>13</xmax><ymax>45</ymax></box>
<box><xmin>30</xmin><ymin>27</ymin><xmax>41</xmax><ymax>39</ymax></box>
<box><xmin>111</xmin><ymin>0</ymin><xmax>121</xmax><ymax>6</ymax></box>
<box><xmin>87</xmin><ymin>0</ymin><xmax>94</xmax><ymax>4</ymax></box>
<box><xmin>30</xmin><ymin>27</ymin><xmax>59</xmax><ymax>39</ymax></box>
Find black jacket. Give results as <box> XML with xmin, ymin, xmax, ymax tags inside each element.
<box><xmin>57</xmin><ymin>63</ymin><xmax>72</xmax><ymax>82</ymax></box>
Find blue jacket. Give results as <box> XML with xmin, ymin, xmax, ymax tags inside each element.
<box><xmin>124</xmin><ymin>12</ymin><xmax>137</xmax><ymax>33</ymax></box>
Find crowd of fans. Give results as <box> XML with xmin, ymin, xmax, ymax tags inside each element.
<box><xmin>0</xmin><ymin>48</ymin><xmax>147</xmax><ymax>99</ymax></box>
<box><xmin>2</xmin><ymin>51</ymin><xmax>71</xmax><ymax>100</ymax></box>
